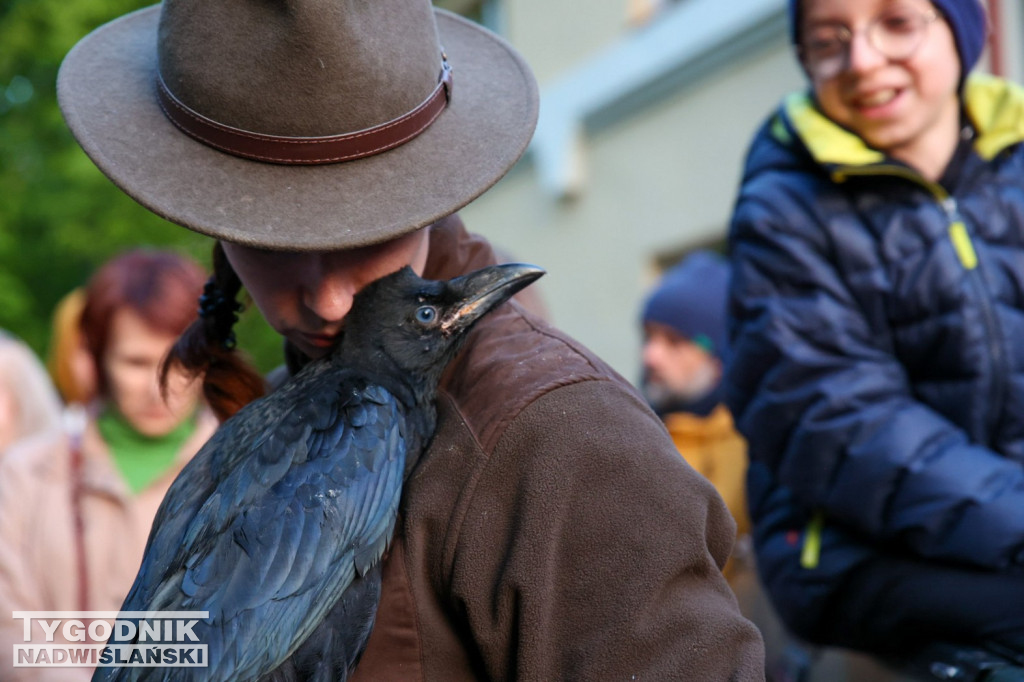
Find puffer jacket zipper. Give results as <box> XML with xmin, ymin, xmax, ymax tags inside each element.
<box><xmin>941</xmin><ymin>195</ymin><xmax>1006</xmax><ymax>443</ymax></box>
<box><xmin>833</xmin><ymin>165</ymin><xmax>1007</xmax><ymax>445</ymax></box>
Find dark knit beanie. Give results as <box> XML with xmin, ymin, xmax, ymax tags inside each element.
<box><xmin>788</xmin><ymin>0</ymin><xmax>987</xmax><ymax>80</ymax></box>
<box><xmin>641</xmin><ymin>250</ymin><xmax>730</xmax><ymax>362</ymax></box>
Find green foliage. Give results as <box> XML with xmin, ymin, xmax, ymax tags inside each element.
<box><xmin>0</xmin><ymin>0</ymin><xmax>283</xmax><ymax>373</ymax></box>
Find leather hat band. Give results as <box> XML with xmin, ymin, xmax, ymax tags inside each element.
<box><xmin>156</xmin><ymin>57</ymin><xmax>453</xmax><ymax>165</ymax></box>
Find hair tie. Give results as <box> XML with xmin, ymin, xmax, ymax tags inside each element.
<box><xmin>198</xmin><ymin>279</ymin><xmax>243</xmax><ymax>350</ymax></box>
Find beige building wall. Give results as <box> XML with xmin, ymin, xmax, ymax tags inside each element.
<box><xmin>458</xmin><ymin>1</ymin><xmax>804</xmax><ymax>382</ymax></box>
<box><xmin>998</xmin><ymin>0</ymin><xmax>1024</xmax><ymax>82</ymax></box>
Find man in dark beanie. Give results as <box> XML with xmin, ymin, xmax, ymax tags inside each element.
<box><xmin>641</xmin><ymin>250</ymin><xmax>751</xmax><ymax>582</ymax></box>
<box><xmin>728</xmin><ymin>0</ymin><xmax>1024</xmax><ymax>672</ymax></box>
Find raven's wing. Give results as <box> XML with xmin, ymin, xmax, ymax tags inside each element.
<box><xmin>97</xmin><ymin>376</ymin><xmax>406</xmax><ymax>682</ymax></box>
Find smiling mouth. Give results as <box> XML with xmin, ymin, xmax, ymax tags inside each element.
<box><xmin>854</xmin><ymin>88</ymin><xmax>900</xmax><ymax>109</ymax></box>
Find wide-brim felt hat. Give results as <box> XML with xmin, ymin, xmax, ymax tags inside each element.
<box><xmin>57</xmin><ymin>0</ymin><xmax>539</xmax><ymax>251</ymax></box>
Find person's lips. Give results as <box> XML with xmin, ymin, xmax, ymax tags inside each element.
<box><xmin>294</xmin><ymin>328</ymin><xmax>346</xmax><ymax>356</ymax></box>
<box><xmin>856</xmin><ymin>88</ymin><xmax>898</xmax><ymax>107</ymax></box>
<box><xmin>848</xmin><ymin>86</ymin><xmax>904</xmax><ymax>118</ymax></box>
<box><xmin>301</xmin><ymin>332</ymin><xmax>339</xmax><ymax>349</ymax></box>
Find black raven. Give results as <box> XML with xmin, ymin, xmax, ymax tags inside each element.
<box><xmin>93</xmin><ymin>263</ymin><xmax>544</xmax><ymax>682</ymax></box>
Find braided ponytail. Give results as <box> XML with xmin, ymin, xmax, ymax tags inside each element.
<box><xmin>162</xmin><ymin>243</ymin><xmax>266</xmax><ymax>421</ymax></box>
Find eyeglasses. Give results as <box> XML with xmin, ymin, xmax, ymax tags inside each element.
<box><xmin>799</xmin><ymin>6</ymin><xmax>940</xmax><ymax>78</ymax></box>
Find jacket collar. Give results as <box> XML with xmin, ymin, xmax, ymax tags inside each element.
<box><xmin>662</xmin><ymin>404</ymin><xmax>736</xmax><ymax>438</ymax></box>
<box><xmin>777</xmin><ymin>73</ymin><xmax>1024</xmax><ymax>168</ymax></box>
<box><xmin>967</xmin><ymin>74</ymin><xmax>1024</xmax><ymax>160</ymax></box>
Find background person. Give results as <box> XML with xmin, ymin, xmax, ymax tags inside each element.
<box><xmin>0</xmin><ymin>249</ymin><xmax>218</xmax><ymax>681</ymax></box>
<box><xmin>640</xmin><ymin>250</ymin><xmax>751</xmax><ymax>581</ymax></box>
<box><xmin>0</xmin><ymin>332</ymin><xmax>63</xmax><ymax>455</ymax></box>
<box><xmin>54</xmin><ymin>0</ymin><xmax>766</xmax><ymax>678</ymax></box>
<box><xmin>727</xmin><ymin>0</ymin><xmax>1024</xmax><ymax>665</ymax></box>
<box><xmin>45</xmin><ymin>288</ymin><xmax>97</xmax><ymax>408</ymax></box>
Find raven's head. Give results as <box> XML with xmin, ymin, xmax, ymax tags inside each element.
<box><xmin>336</xmin><ymin>263</ymin><xmax>544</xmax><ymax>398</ymax></box>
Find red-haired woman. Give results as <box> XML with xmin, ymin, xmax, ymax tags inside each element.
<box><xmin>0</xmin><ymin>249</ymin><xmax>219</xmax><ymax>681</ymax></box>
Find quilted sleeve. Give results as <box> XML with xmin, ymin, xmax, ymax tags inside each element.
<box><xmin>726</xmin><ymin>185</ymin><xmax>1024</xmax><ymax>570</ymax></box>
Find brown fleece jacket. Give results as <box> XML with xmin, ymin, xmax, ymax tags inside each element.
<box><xmin>342</xmin><ymin>216</ymin><xmax>764</xmax><ymax>680</ymax></box>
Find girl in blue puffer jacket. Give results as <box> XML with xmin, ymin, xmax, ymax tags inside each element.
<box><xmin>727</xmin><ymin>0</ymin><xmax>1024</xmax><ymax>660</ymax></box>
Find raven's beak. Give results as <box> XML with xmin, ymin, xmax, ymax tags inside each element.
<box><xmin>442</xmin><ymin>263</ymin><xmax>545</xmax><ymax>333</ymax></box>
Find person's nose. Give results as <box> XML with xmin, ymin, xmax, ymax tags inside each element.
<box><xmin>846</xmin><ymin>28</ymin><xmax>887</xmax><ymax>74</ymax></box>
<box><xmin>642</xmin><ymin>339</ymin><xmax>664</xmax><ymax>372</ymax></box>
<box><xmin>145</xmin><ymin>365</ymin><xmax>166</xmax><ymax>403</ymax></box>
<box><xmin>300</xmin><ymin>253</ymin><xmax>360</xmax><ymax>325</ymax></box>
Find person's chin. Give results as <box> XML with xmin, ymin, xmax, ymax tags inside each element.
<box><xmin>641</xmin><ymin>384</ymin><xmax>672</xmax><ymax>412</ymax></box>
<box><xmin>127</xmin><ymin>415</ymin><xmax>184</xmax><ymax>439</ymax></box>
<box><xmin>296</xmin><ymin>343</ymin><xmax>330</xmax><ymax>361</ymax></box>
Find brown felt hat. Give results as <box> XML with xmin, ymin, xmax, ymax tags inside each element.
<box><xmin>57</xmin><ymin>0</ymin><xmax>538</xmax><ymax>251</ymax></box>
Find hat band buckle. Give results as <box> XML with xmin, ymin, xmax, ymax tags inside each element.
<box><xmin>155</xmin><ymin>57</ymin><xmax>453</xmax><ymax>166</ymax></box>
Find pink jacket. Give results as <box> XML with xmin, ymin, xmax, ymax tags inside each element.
<box><xmin>0</xmin><ymin>408</ymin><xmax>217</xmax><ymax>681</ymax></box>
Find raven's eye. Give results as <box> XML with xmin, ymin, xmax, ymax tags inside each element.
<box><xmin>415</xmin><ymin>306</ymin><xmax>437</xmax><ymax>324</ymax></box>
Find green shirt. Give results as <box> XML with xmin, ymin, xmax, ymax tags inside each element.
<box><xmin>97</xmin><ymin>407</ymin><xmax>196</xmax><ymax>495</ymax></box>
